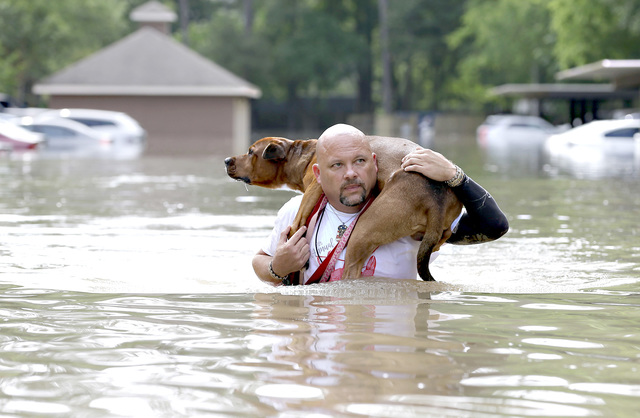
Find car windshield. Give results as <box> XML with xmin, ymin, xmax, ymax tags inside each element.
<box><xmin>70</xmin><ymin>118</ymin><xmax>117</xmax><ymax>128</ymax></box>
<box><xmin>507</xmin><ymin>122</ymin><xmax>547</xmax><ymax>130</ymax></box>
<box><xmin>30</xmin><ymin>126</ymin><xmax>79</xmax><ymax>138</ymax></box>
<box><xmin>605</xmin><ymin>128</ymin><xmax>640</xmax><ymax>138</ymax></box>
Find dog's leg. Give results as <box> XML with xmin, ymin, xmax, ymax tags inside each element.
<box><xmin>343</xmin><ymin>171</ymin><xmax>463</xmax><ymax>282</ymax></box>
<box><xmin>415</xmin><ymin>216</ymin><xmax>443</xmax><ymax>281</ymax></box>
<box><xmin>342</xmin><ymin>171</ymin><xmax>427</xmax><ymax>279</ymax></box>
<box><xmin>417</xmin><ymin>192</ymin><xmax>462</xmax><ymax>281</ymax></box>
<box><xmin>290</xmin><ymin>181</ymin><xmax>323</xmax><ymax>238</ymax></box>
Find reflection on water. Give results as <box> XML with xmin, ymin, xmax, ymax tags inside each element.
<box><xmin>0</xmin><ymin>284</ymin><xmax>639</xmax><ymax>416</ymax></box>
<box><xmin>0</xmin><ymin>136</ymin><xmax>639</xmax><ymax>416</ymax></box>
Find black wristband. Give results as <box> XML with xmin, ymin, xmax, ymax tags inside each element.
<box><xmin>268</xmin><ymin>261</ymin><xmax>288</xmax><ymax>282</ymax></box>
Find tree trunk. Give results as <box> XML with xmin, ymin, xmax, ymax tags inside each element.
<box><xmin>178</xmin><ymin>0</ymin><xmax>189</xmax><ymax>46</ymax></box>
<box><xmin>378</xmin><ymin>0</ymin><xmax>392</xmax><ymax>114</ymax></box>
<box><xmin>354</xmin><ymin>0</ymin><xmax>375</xmax><ymax>113</ymax></box>
<box><xmin>243</xmin><ymin>0</ymin><xmax>254</xmax><ymax>36</ymax></box>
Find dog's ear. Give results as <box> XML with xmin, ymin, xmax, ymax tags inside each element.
<box><xmin>262</xmin><ymin>142</ymin><xmax>287</xmax><ymax>161</ymax></box>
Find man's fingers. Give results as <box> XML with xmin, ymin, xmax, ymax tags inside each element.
<box><xmin>289</xmin><ymin>226</ymin><xmax>307</xmax><ymax>242</ymax></box>
<box><xmin>278</xmin><ymin>226</ymin><xmax>291</xmax><ymax>244</ymax></box>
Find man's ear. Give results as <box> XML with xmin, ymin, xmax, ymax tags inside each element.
<box><xmin>312</xmin><ymin>164</ymin><xmax>321</xmax><ymax>184</ymax></box>
<box><xmin>262</xmin><ymin>142</ymin><xmax>286</xmax><ymax>161</ymax></box>
<box><xmin>372</xmin><ymin>153</ymin><xmax>378</xmax><ymax>173</ymax></box>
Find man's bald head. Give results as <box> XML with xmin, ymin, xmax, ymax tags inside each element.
<box><xmin>312</xmin><ymin>124</ymin><xmax>377</xmax><ymax>212</ymax></box>
<box><xmin>317</xmin><ymin>124</ymin><xmax>370</xmax><ymax>163</ymax></box>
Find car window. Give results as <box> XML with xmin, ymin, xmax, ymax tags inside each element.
<box><xmin>604</xmin><ymin>128</ymin><xmax>640</xmax><ymax>138</ymax></box>
<box><xmin>32</xmin><ymin>125</ymin><xmax>77</xmax><ymax>138</ymax></box>
<box><xmin>71</xmin><ymin>118</ymin><xmax>116</xmax><ymax>127</ymax></box>
<box><xmin>508</xmin><ymin>123</ymin><xmax>545</xmax><ymax>130</ymax></box>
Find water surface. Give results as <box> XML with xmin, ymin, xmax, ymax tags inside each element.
<box><xmin>0</xmin><ymin>137</ymin><xmax>639</xmax><ymax>416</ymax></box>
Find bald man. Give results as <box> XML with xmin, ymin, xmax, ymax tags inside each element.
<box><xmin>253</xmin><ymin>124</ymin><xmax>508</xmax><ymax>285</ymax></box>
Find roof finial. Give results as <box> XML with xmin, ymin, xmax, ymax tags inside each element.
<box><xmin>130</xmin><ymin>1</ymin><xmax>177</xmax><ymax>35</ymax></box>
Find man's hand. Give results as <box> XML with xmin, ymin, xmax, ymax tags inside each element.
<box><xmin>270</xmin><ymin>226</ymin><xmax>309</xmax><ymax>277</ymax></box>
<box><xmin>401</xmin><ymin>149</ymin><xmax>457</xmax><ymax>182</ymax></box>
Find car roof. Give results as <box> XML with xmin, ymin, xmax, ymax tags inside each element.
<box><xmin>484</xmin><ymin>114</ymin><xmax>552</xmax><ymax>126</ymax></box>
<box><xmin>553</xmin><ymin>119</ymin><xmax>640</xmax><ymax>138</ymax></box>
<box><xmin>38</xmin><ymin>108</ymin><xmax>131</xmax><ymax>121</ymax></box>
<box><xmin>20</xmin><ymin>116</ymin><xmax>105</xmax><ymax>137</ymax></box>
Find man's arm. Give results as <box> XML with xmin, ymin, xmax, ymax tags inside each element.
<box><xmin>447</xmin><ymin>175</ymin><xmax>509</xmax><ymax>244</ymax></box>
<box><xmin>252</xmin><ymin>226</ymin><xmax>309</xmax><ymax>286</ymax></box>
<box><xmin>401</xmin><ymin>149</ymin><xmax>509</xmax><ymax>244</ymax></box>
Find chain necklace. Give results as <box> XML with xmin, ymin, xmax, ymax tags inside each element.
<box><xmin>326</xmin><ymin>204</ymin><xmax>359</xmax><ymax>240</ymax></box>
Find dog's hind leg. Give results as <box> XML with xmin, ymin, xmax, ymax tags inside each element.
<box><xmin>342</xmin><ymin>171</ymin><xmax>428</xmax><ymax>279</ymax></box>
<box><xmin>415</xmin><ymin>219</ymin><xmax>446</xmax><ymax>281</ymax></box>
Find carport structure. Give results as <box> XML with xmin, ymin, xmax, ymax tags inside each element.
<box><xmin>491</xmin><ymin>60</ymin><xmax>640</xmax><ymax>125</ymax></box>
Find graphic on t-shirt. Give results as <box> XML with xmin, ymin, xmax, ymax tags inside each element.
<box><xmin>329</xmin><ymin>255</ymin><xmax>376</xmax><ymax>281</ymax></box>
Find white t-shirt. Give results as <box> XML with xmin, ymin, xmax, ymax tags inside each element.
<box><xmin>262</xmin><ymin>195</ymin><xmax>462</xmax><ymax>284</ymax></box>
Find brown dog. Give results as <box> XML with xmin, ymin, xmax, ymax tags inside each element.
<box><xmin>224</xmin><ymin>136</ymin><xmax>462</xmax><ymax>282</ymax></box>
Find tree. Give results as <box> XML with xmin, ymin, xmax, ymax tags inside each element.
<box><xmin>189</xmin><ymin>0</ymin><xmax>366</xmax><ymax>129</ymax></box>
<box><xmin>447</xmin><ymin>0</ymin><xmax>557</xmax><ymax>109</ymax></box>
<box><xmin>387</xmin><ymin>0</ymin><xmax>467</xmax><ymax>111</ymax></box>
<box><xmin>317</xmin><ymin>0</ymin><xmax>378</xmax><ymax>113</ymax></box>
<box><xmin>549</xmin><ymin>0</ymin><xmax>640</xmax><ymax>69</ymax></box>
<box><xmin>0</xmin><ymin>0</ymin><xmax>130</xmax><ymax>105</ymax></box>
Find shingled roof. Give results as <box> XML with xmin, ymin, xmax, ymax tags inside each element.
<box><xmin>33</xmin><ymin>26</ymin><xmax>261</xmax><ymax>98</ymax></box>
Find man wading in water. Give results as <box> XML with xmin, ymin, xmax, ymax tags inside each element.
<box><xmin>253</xmin><ymin>124</ymin><xmax>508</xmax><ymax>285</ymax></box>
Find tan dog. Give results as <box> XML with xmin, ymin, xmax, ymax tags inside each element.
<box><xmin>225</xmin><ymin>136</ymin><xmax>462</xmax><ymax>282</ymax></box>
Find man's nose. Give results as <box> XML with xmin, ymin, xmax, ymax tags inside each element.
<box><xmin>344</xmin><ymin>164</ymin><xmax>358</xmax><ymax>178</ymax></box>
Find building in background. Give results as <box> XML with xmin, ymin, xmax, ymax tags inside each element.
<box><xmin>33</xmin><ymin>1</ymin><xmax>261</xmax><ymax>156</ymax></box>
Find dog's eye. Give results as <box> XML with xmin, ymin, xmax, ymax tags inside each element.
<box><xmin>248</xmin><ymin>148</ymin><xmax>253</xmax><ymax>155</ymax></box>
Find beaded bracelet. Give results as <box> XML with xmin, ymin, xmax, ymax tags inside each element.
<box><xmin>268</xmin><ymin>260</ymin><xmax>288</xmax><ymax>282</ymax></box>
<box><xmin>444</xmin><ymin>165</ymin><xmax>465</xmax><ymax>187</ymax></box>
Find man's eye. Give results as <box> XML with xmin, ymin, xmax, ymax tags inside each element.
<box><xmin>332</xmin><ymin>162</ymin><xmax>342</xmax><ymax>168</ymax></box>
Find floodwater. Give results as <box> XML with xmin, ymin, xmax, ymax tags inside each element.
<box><xmin>0</xmin><ymin>135</ymin><xmax>639</xmax><ymax>417</ymax></box>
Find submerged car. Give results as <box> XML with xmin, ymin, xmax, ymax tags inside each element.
<box><xmin>476</xmin><ymin>114</ymin><xmax>566</xmax><ymax>148</ymax></box>
<box><xmin>0</xmin><ymin>120</ymin><xmax>44</xmax><ymax>151</ymax></box>
<box><xmin>35</xmin><ymin>108</ymin><xmax>146</xmax><ymax>145</ymax></box>
<box><xmin>544</xmin><ymin>119</ymin><xmax>640</xmax><ymax>158</ymax></box>
<box><xmin>16</xmin><ymin>116</ymin><xmax>114</xmax><ymax>151</ymax></box>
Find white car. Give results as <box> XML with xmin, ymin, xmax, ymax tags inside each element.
<box><xmin>36</xmin><ymin>108</ymin><xmax>146</xmax><ymax>145</ymax></box>
<box><xmin>0</xmin><ymin>121</ymin><xmax>44</xmax><ymax>151</ymax></box>
<box><xmin>16</xmin><ymin>116</ymin><xmax>114</xmax><ymax>151</ymax></box>
<box><xmin>476</xmin><ymin>114</ymin><xmax>566</xmax><ymax>149</ymax></box>
<box><xmin>544</xmin><ymin>119</ymin><xmax>640</xmax><ymax>158</ymax></box>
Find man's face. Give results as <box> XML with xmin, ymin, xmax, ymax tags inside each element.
<box><xmin>313</xmin><ymin>136</ymin><xmax>378</xmax><ymax>213</ymax></box>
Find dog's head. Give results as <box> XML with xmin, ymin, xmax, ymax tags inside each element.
<box><xmin>224</xmin><ymin>137</ymin><xmax>293</xmax><ymax>188</ymax></box>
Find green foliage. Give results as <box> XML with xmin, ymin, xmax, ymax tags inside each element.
<box><xmin>189</xmin><ymin>0</ymin><xmax>366</xmax><ymax>101</ymax></box>
<box><xmin>188</xmin><ymin>8</ymin><xmax>275</xmax><ymax>94</ymax></box>
<box><xmin>0</xmin><ymin>0</ymin><xmax>130</xmax><ymax>105</ymax></box>
<box><xmin>3</xmin><ymin>0</ymin><xmax>640</xmax><ymax>114</ymax></box>
<box><xmin>549</xmin><ymin>0</ymin><xmax>640</xmax><ymax>69</ymax></box>
<box><xmin>387</xmin><ymin>0</ymin><xmax>466</xmax><ymax>110</ymax></box>
<box><xmin>447</xmin><ymin>0</ymin><xmax>557</xmax><ymax>109</ymax></box>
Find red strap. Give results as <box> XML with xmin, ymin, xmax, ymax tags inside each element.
<box><xmin>285</xmin><ymin>194</ymin><xmax>327</xmax><ymax>286</ymax></box>
<box><xmin>306</xmin><ymin>237</ymin><xmax>339</xmax><ymax>285</ymax></box>
<box><xmin>306</xmin><ymin>196</ymin><xmax>374</xmax><ymax>285</ymax></box>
